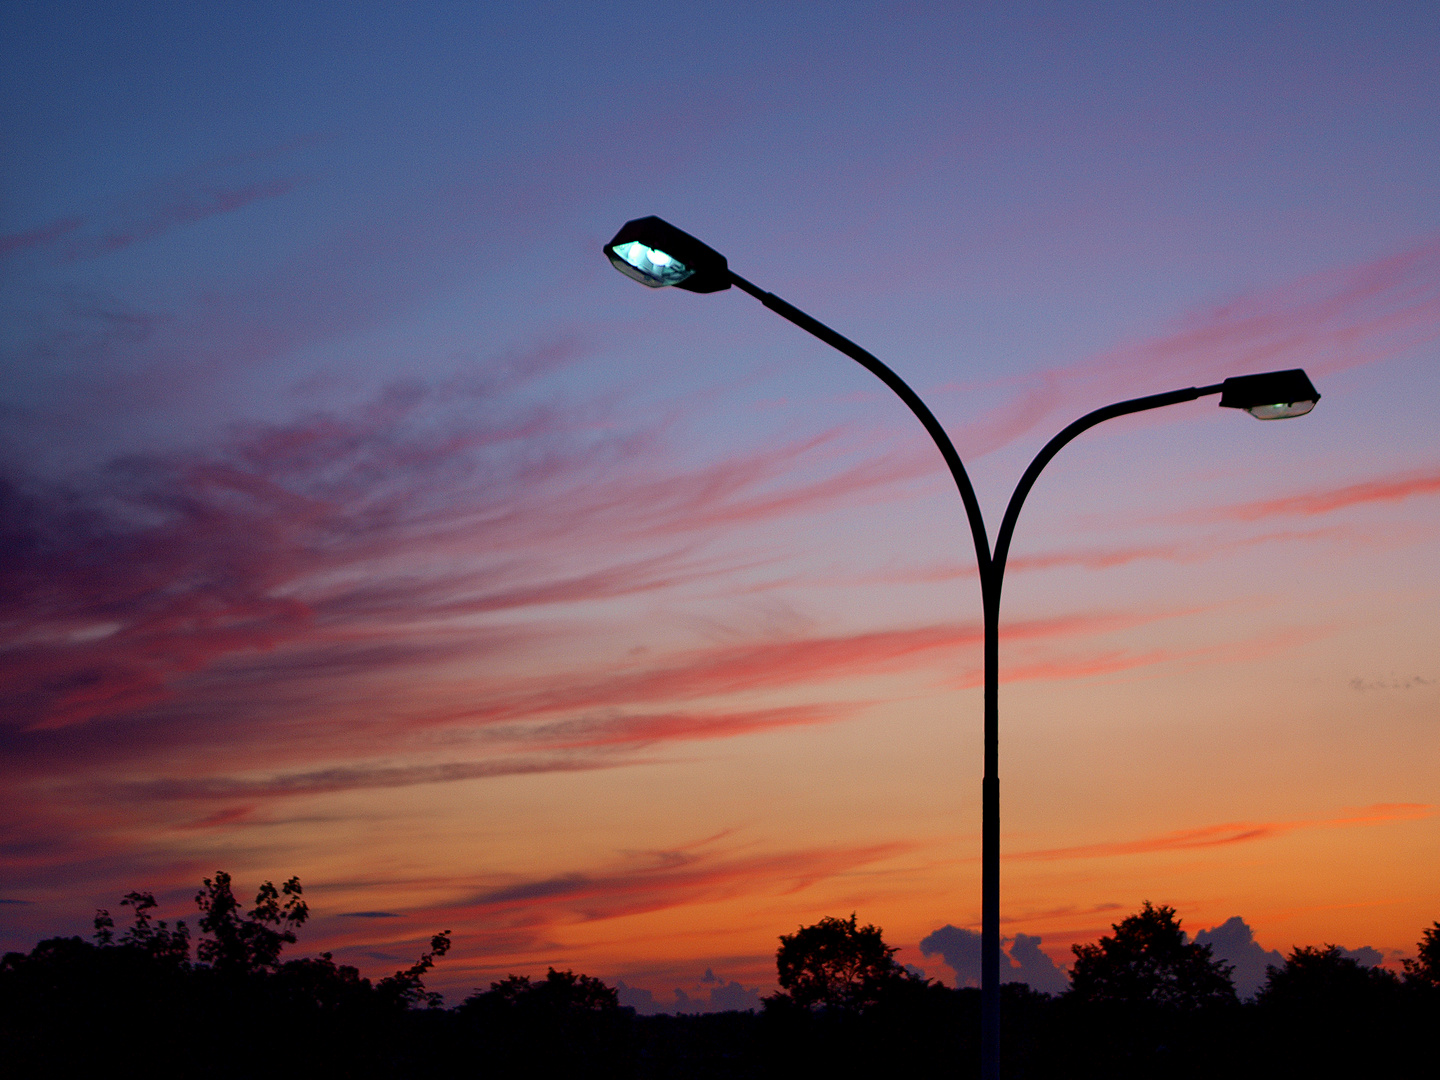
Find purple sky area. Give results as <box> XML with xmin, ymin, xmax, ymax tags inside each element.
<box><xmin>2</xmin><ymin>3</ymin><xmax>1437</xmax><ymax>1006</ymax></box>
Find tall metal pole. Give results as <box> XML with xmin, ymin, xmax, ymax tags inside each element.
<box><xmin>729</xmin><ymin>267</ymin><xmax>1225</xmax><ymax>1080</ymax></box>
<box><xmin>979</xmin><ymin>384</ymin><xmax>1219</xmax><ymax>1079</ymax></box>
<box><xmin>981</xmin><ymin>581</ymin><xmax>1001</xmax><ymax>1077</ymax></box>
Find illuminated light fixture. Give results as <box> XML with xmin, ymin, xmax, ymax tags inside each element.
<box><xmin>1218</xmin><ymin>368</ymin><xmax>1321</xmax><ymax>420</ymax></box>
<box><xmin>609</xmin><ymin>241</ymin><xmax>693</xmax><ymax>287</ymax></box>
<box><xmin>604</xmin><ymin>216</ymin><xmax>732</xmax><ymax>293</ymax></box>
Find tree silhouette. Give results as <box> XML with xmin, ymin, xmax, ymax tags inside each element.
<box><xmin>195</xmin><ymin>870</ymin><xmax>308</xmax><ymax>976</ymax></box>
<box><xmin>93</xmin><ymin>890</ymin><xmax>191</xmax><ymax>964</ymax></box>
<box><xmin>1256</xmin><ymin>943</ymin><xmax>1399</xmax><ymax>1007</ymax></box>
<box><xmin>1254</xmin><ymin>943</ymin><xmax>1405</xmax><ymax>1075</ymax></box>
<box><xmin>769</xmin><ymin>913</ymin><xmax>918</xmax><ymax>1013</ymax></box>
<box><xmin>1403</xmin><ymin>921</ymin><xmax>1440</xmax><ymax>989</ymax></box>
<box><xmin>1068</xmin><ymin>901</ymin><xmax>1236</xmax><ymax>1009</ymax></box>
<box><xmin>1054</xmin><ymin>902</ymin><xmax>1240</xmax><ymax>1078</ymax></box>
<box><xmin>376</xmin><ymin>931</ymin><xmax>453</xmax><ymax>1008</ymax></box>
<box><xmin>6</xmin><ymin>876</ymin><xmax>1436</xmax><ymax>1078</ymax></box>
<box><xmin>1</xmin><ymin>870</ymin><xmax>462</xmax><ymax>1076</ymax></box>
<box><xmin>458</xmin><ymin>968</ymin><xmax>634</xmax><ymax>1077</ymax></box>
<box><xmin>475</xmin><ymin>967</ymin><xmax>620</xmax><ymax>1012</ymax></box>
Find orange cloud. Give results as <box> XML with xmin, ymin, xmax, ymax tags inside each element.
<box><xmin>431</xmin><ymin>836</ymin><xmax>913</xmax><ymax>935</ymax></box>
<box><xmin>280</xmin><ymin>835</ymin><xmax>915</xmax><ymax>996</ymax></box>
<box><xmin>949</xmin><ymin>621</ymin><xmax>1335</xmax><ymax>690</ymax></box>
<box><xmin>86</xmin><ymin>607</ymin><xmax>1226</xmax><ymax>816</ymax></box>
<box><xmin>1011</xmin><ymin>803</ymin><xmax>1432</xmax><ymax>862</ymax></box>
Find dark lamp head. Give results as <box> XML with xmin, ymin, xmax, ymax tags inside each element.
<box><xmin>604</xmin><ymin>216</ymin><xmax>731</xmax><ymax>293</ymax></box>
<box><xmin>1219</xmin><ymin>369</ymin><xmax>1321</xmax><ymax>420</ymax></box>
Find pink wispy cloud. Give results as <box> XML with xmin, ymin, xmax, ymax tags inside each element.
<box><xmin>0</xmin><ymin>215</ymin><xmax>84</xmax><ymax>256</ymax></box>
<box><xmin>954</xmin><ymin>620</ymin><xmax>1333</xmax><ymax>691</ymax></box>
<box><xmin>1011</xmin><ymin>803</ymin><xmax>1432</xmax><ymax>862</ymax></box>
<box><xmin>517</xmin><ymin>704</ymin><xmax>842</xmax><ymax>751</ymax></box>
<box><xmin>122</xmin><ymin>754</ymin><xmax>628</xmax><ymax>803</ymax></box>
<box><xmin>8</xmin><ymin>122</ymin><xmax>734</xmax><ymax>429</ymax></box>
<box><xmin>6</xmin><ymin>342</ymin><xmax>1325</xmax><ymax>827</ymax></box>
<box><xmin>787</xmin><ymin>522</ymin><xmax>1404</xmax><ymax>594</ymax></box>
<box><xmin>1207</xmin><ymin>467</ymin><xmax>1440</xmax><ymax>522</ymax></box>
<box><xmin>0</xmin><ymin>375</ymin><xmax>927</xmax><ymax>735</ymax></box>
<box><xmin>938</xmin><ymin>234</ymin><xmax>1440</xmax><ymax>458</ymax></box>
<box><xmin>109</xmin><ymin>706</ymin><xmax>841</xmax><ymax>806</ymax></box>
<box><xmin>345</xmin><ymin>609</ymin><xmax>1181</xmax><ymax>753</ymax></box>
<box><xmin>1098</xmin><ymin>237</ymin><xmax>1440</xmax><ymax>381</ymax></box>
<box><xmin>65</xmin><ymin>606</ymin><xmax>1224</xmax><ymax>818</ymax></box>
<box><xmin>63</xmin><ymin>177</ymin><xmax>307</xmax><ymax>260</ymax></box>
<box><xmin>2</xmin><ymin>140</ymin><xmax>319</xmax><ymax>264</ymax></box>
<box><xmin>1</xmin><ymin>173</ymin><xmax>305</xmax><ymax>265</ymax></box>
<box><xmin>874</xmin><ymin>542</ymin><xmax>1197</xmax><ymax>584</ymax></box>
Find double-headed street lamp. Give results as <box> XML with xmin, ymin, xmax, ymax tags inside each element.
<box><xmin>604</xmin><ymin>215</ymin><xmax>1320</xmax><ymax>1079</ymax></box>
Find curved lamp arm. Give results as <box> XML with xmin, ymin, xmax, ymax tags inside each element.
<box><xmin>729</xmin><ymin>270</ymin><xmax>995</xmax><ymax>586</ymax></box>
<box><xmin>990</xmin><ymin>383</ymin><xmax>1226</xmax><ymax>592</ymax></box>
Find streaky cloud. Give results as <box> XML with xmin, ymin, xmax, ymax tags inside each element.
<box><xmin>936</xmin><ymin>234</ymin><xmax>1440</xmax><ymax>459</ymax></box>
<box><xmin>1208</xmin><ymin>467</ymin><xmax>1440</xmax><ymax>522</ymax></box>
<box><xmin>1010</xmin><ymin>803</ymin><xmax>1432</xmax><ymax>862</ymax></box>
<box><xmin>104</xmin><ymin>705</ymin><xmax>848</xmax><ymax>805</ymax></box>
<box><xmin>837</xmin><ymin>523</ymin><xmax>1394</xmax><ymax>588</ymax></box>
<box><xmin>0</xmin><ymin>377</ymin><xmax>917</xmax><ymax>735</ymax></box>
<box><xmin>444</xmin><ymin>838</ymin><xmax>913</xmax><ymax>928</ymax></box>
<box><xmin>117</xmin><ymin>754</ymin><xmax>622</xmax><ymax>801</ymax></box>
<box><xmin>0</xmin><ymin>216</ymin><xmax>84</xmax><ymax>257</ymax></box>
<box><xmin>64</xmin><ymin>177</ymin><xmax>307</xmax><ymax>261</ymax></box>
<box><xmin>300</xmin><ymin>837</ymin><xmax>910</xmax><ymax>990</ymax></box>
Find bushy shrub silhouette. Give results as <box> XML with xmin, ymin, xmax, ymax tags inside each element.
<box><xmin>456</xmin><ymin>967</ymin><xmax>636</xmax><ymax>1076</ymax></box>
<box><xmin>0</xmin><ymin>872</ymin><xmax>450</xmax><ymax>1077</ymax></box>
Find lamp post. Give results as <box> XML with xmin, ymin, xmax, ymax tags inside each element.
<box><xmin>604</xmin><ymin>215</ymin><xmax>1320</xmax><ymax>1079</ymax></box>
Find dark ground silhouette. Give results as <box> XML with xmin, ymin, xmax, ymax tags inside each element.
<box><xmin>3</xmin><ymin>877</ymin><xmax>1435</xmax><ymax>1078</ymax></box>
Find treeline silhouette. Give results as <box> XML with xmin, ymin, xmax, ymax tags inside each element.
<box><xmin>3</xmin><ymin>877</ymin><xmax>1436</xmax><ymax>1077</ymax></box>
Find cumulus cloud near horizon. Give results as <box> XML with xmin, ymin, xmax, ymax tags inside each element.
<box><xmin>616</xmin><ymin>967</ymin><xmax>764</xmax><ymax>1015</ymax></box>
<box><xmin>918</xmin><ymin>924</ymin><xmax>1069</xmax><ymax>995</ymax></box>
<box><xmin>1194</xmin><ymin>916</ymin><xmax>1389</xmax><ymax>998</ymax></box>
<box><xmin>1193</xmin><ymin>916</ymin><xmax>1286</xmax><ymax>999</ymax></box>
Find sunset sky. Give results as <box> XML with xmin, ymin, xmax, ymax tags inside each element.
<box><xmin>3</xmin><ymin>3</ymin><xmax>1437</xmax><ymax>1007</ymax></box>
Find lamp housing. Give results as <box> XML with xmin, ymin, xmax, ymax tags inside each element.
<box><xmin>604</xmin><ymin>217</ymin><xmax>731</xmax><ymax>293</ymax></box>
<box><xmin>1218</xmin><ymin>369</ymin><xmax>1320</xmax><ymax>420</ymax></box>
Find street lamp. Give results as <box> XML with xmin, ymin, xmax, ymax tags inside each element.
<box><xmin>604</xmin><ymin>215</ymin><xmax>1320</xmax><ymax>1079</ymax></box>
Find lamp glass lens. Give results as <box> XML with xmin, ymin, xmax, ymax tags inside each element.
<box><xmin>608</xmin><ymin>241</ymin><xmax>694</xmax><ymax>287</ymax></box>
<box><xmin>1246</xmin><ymin>400</ymin><xmax>1317</xmax><ymax>420</ymax></box>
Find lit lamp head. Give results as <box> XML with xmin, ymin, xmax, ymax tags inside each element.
<box><xmin>1218</xmin><ymin>369</ymin><xmax>1321</xmax><ymax>420</ymax></box>
<box><xmin>604</xmin><ymin>216</ymin><xmax>732</xmax><ymax>293</ymax></box>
